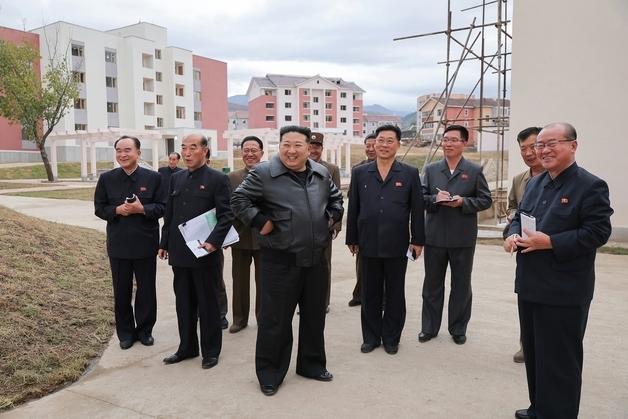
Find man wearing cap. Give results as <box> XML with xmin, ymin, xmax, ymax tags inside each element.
<box><xmin>309</xmin><ymin>132</ymin><xmax>341</xmax><ymax>312</ymax></box>
<box><xmin>227</xmin><ymin>136</ymin><xmax>265</xmax><ymax>333</ymax></box>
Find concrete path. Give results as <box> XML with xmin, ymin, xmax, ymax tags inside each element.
<box><xmin>1</xmin><ymin>195</ymin><xmax>627</xmax><ymax>418</ymax></box>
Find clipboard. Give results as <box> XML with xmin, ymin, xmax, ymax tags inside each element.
<box><xmin>178</xmin><ymin>209</ymin><xmax>239</xmax><ymax>258</ymax></box>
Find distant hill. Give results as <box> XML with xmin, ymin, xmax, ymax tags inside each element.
<box><xmin>401</xmin><ymin>112</ymin><xmax>417</xmax><ymax>129</ymax></box>
<box><xmin>363</xmin><ymin>104</ymin><xmax>409</xmax><ymax>117</ymax></box>
<box><xmin>228</xmin><ymin>102</ymin><xmax>248</xmax><ymax>111</ymax></box>
<box><xmin>228</xmin><ymin>95</ymin><xmax>248</xmax><ymax>106</ymax></box>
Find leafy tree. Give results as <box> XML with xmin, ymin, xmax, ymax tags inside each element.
<box><xmin>0</xmin><ymin>40</ymin><xmax>79</xmax><ymax>181</ymax></box>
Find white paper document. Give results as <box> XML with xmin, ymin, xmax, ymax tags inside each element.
<box><xmin>178</xmin><ymin>209</ymin><xmax>239</xmax><ymax>258</ymax></box>
<box><xmin>520</xmin><ymin>212</ymin><xmax>537</xmax><ymax>239</ymax></box>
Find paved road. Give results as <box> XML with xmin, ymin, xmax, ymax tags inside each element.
<box><xmin>1</xmin><ymin>195</ymin><xmax>627</xmax><ymax>418</ymax></box>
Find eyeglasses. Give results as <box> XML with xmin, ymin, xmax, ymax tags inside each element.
<box><xmin>441</xmin><ymin>138</ymin><xmax>463</xmax><ymax>144</ymax></box>
<box><xmin>376</xmin><ymin>139</ymin><xmax>396</xmax><ymax>146</ymax></box>
<box><xmin>242</xmin><ymin>148</ymin><xmax>261</xmax><ymax>154</ymax></box>
<box><xmin>533</xmin><ymin>139</ymin><xmax>574</xmax><ymax>150</ymax></box>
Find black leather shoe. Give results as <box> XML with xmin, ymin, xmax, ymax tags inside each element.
<box><xmin>452</xmin><ymin>335</ymin><xmax>467</xmax><ymax>345</ymax></box>
<box><xmin>384</xmin><ymin>344</ymin><xmax>399</xmax><ymax>354</ymax></box>
<box><xmin>312</xmin><ymin>370</ymin><xmax>333</xmax><ymax>382</ymax></box>
<box><xmin>221</xmin><ymin>317</ymin><xmax>229</xmax><ymax>330</ymax></box>
<box><xmin>163</xmin><ymin>353</ymin><xmax>185</xmax><ymax>364</ymax></box>
<box><xmin>260</xmin><ymin>384</ymin><xmax>278</xmax><ymax>396</ymax></box>
<box><xmin>348</xmin><ymin>299</ymin><xmax>361</xmax><ymax>307</ymax></box>
<box><xmin>139</xmin><ymin>335</ymin><xmax>154</xmax><ymax>346</ymax></box>
<box><xmin>119</xmin><ymin>339</ymin><xmax>134</xmax><ymax>350</ymax></box>
<box><xmin>418</xmin><ymin>332</ymin><xmax>435</xmax><ymax>343</ymax></box>
<box><xmin>514</xmin><ymin>409</ymin><xmax>536</xmax><ymax>419</ymax></box>
<box><xmin>201</xmin><ymin>357</ymin><xmax>218</xmax><ymax>369</ymax></box>
<box><xmin>360</xmin><ymin>343</ymin><xmax>379</xmax><ymax>353</ymax></box>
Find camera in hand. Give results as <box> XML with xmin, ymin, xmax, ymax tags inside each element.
<box><xmin>125</xmin><ymin>194</ymin><xmax>137</xmax><ymax>204</ymax></box>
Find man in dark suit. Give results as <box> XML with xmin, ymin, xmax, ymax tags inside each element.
<box><xmin>419</xmin><ymin>125</ymin><xmax>492</xmax><ymax>345</ymax></box>
<box><xmin>505</xmin><ymin>122</ymin><xmax>613</xmax><ymax>419</ymax></box>
<box><xmin>346</xmin><ymin>124</ymin><xmax>425</xmax><ymax>355</ymax></box>
<box><xmin>231</xmin><ymin>125</ymin><xmax>343</xmax><ymax>396</ymax></box>
<box><xmin>94</xmin><ymin>135</ymin><xmax>166</xmax><ymax>349</ymax></box>
<box><xmin>158</xmin><ymin>152</ymin><xmax>182</xmax><ymax>188</ymax></box>
<box><xmin>348</xmin><ymin>133</ymin><xmax>377</xmax><ymax>307</ymax></box>
<box><xmin>308</xmin><ymin>132</ymin><xmax>341</xmax><ymax>312</ymax></box>
<box><xmin>159</xmin><ymin>134</ymin><xmax>234</xmax><ymax>370</ymax></box>
<box><xmin>227</xmin><ymin>136</ymin><xmax>264</xmax><ymax>333</ymax></box>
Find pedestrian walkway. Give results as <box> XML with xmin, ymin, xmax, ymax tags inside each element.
<box><xmin>0</xmin><ymin>194</ymin><xmax>626</xmax><ymax>418</ymax></box>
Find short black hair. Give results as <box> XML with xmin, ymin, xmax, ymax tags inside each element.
<box><xmin>279</xmin><ymin>125</ymin><xmax>312</xmax><ymax>142</ymax></box>
<box><xmin>114</xmin><ymin>135</ymin><xmax>141</xmax><ymax>149</ymax></box>
<box><xmin>375</xmin><ymin>124</ymin><xmax>401</xmax><ymax>141</ymax></box>
<box><xmin>184</xmin><ymin>134</ymin><xmax>210</xmax><ymax>159</ymax></box>
<box><xmin>544</xmin><ymin>122</ymin><xmax>577</xmax><ymax>141</ymax></box>
<box><xmin>241</xmin><ymin>136</ymin><xmax>263</xmax><ymax>150</ymax></box>
<box><xmin>169</xmin><ymin>152</ymin><xmax>181</xmax><ymax>160</ymax></box>
<box><xmin>444</xmin><ymin>124</ymin><xmax>469</xmax><ymax>142</ymax></box>
<box><xmin>364</xmin><ymin>133</ymin><xmax>377</xmax><ymax>143</ymax></box>
<box><xmin>516</xmin><ymin>127</ymin><xmax>542</xmax><ymax>144</ymax></box>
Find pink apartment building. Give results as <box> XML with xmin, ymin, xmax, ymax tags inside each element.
<box><xmin>246</xmin><ymin>74</ymin><xmax>365</xmax><ymax>136</ymax></box>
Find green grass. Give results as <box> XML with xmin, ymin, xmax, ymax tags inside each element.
<box><xmin>0</xmin><ymin>182</ymin><xmax>53</xmax><ymax>190</ymax></box>
<box><xmin>0</xmin><ymin>162</ymin><xmax>113</xmax><ymax>180</ymax></box>
<box><xmin>0</xmin><ymin>206</ymin><xmax>113</xmax><ymax>410</ymax></box>
<box><xmin>7</xmin><ymin>187</ymin><xmax>96</xmax><ymax>202</ymax></box>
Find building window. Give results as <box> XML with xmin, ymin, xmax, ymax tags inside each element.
<box><xmin>105</xmin><ymin>51</ymin><xmax>116</xmax><ymax>63</ymax></box>
<box><xmin>304</xmin><ymin>115</ymin><xmax>310</xmax><ymax>122</ymax></box>
<box><xmin>313</xmin><ymin>122</ymin><xmax>319</xmax><ymax>128</ymax></box>
<box><xmin>313</xmin><ymin>97</ymin><xmax>319</xmax><ymax>103</ymax></box>
<box><xmin>353</xmin><ymin>94</ymin><xmax>358</xmax><ymax>100</ymax></box>
<box><xmin>71</xmin><ymin>45</ymin><xmax>83</xmax><ymax>57</ymax></box>
<box><xmin>106</xmin><ymin>102</ymin><xmax>118</xmax><ymax>113</ymax></box>
<box><xmin>175</xmin><ymin>62</ymin><xmax>184</xmax><ymax>75</ymax></box>
<box><xmin>340</xmin><ymin>117</ymin><xmax>347</xmax><ymax>123</ymax></box>
<box><xmin>284</xmin><ymin>89</ymin><xmax>292</xmax><ymax>95</ymax></box>
<box><xmin>285</xmin><ymin>115</ymin><xmax>292</xmax><ymax>122</ymax></box>
<box><xmin>340</xmin><ymin>92</ymin><xmax>347</xmax><ymax>98</ymax></box>
<box><xmin>353</xmin><ymin>130</ymin><xmax>360</xmax><ymax>136</ymax></box>
<box><xmin>156</xmin><ymin>71</ymin><xmax>162</xmax><ymax>82</ymax></box>
<box><xmin>340</xmin><ymin>105</ymin><xmax>347</xmax><ymax>111</ymax></box>
<box><xmin>437</xmin><ymin>109</ymin><xmax>442</xmax><ymax>116</ymax></box>
<box><xmin>325</xmin><ymin>90</ymin><xmax>331</xmax><ymax>97</ymax></box>
<box><xmin>157</xmin><ymin>117</ymin><xmax>163</xmax><ymax>128</ymax></box>
<box><xmin>265</xmin><ymin>115</ymin><xmax>274</xmax><ymax>121</ymax></box>
<box><xmin>325</xmin><ymin>103</ymin><xmax>332</xmax><ymax>109</ymax></box>
<box><xmin>194</xmin><ymin>91</ymin><xmax>201</xmax><ymax>101</ymax></box>
<box><xmin>156</xmin><ymin>95</ymin><xmax>163</xmax><ymax>105</ymax></box>
<box><xmin>144</xmin><ymin>102</ymin><xmax>155</xmax><ymax>116</ymax></box>
<box><xmin>265</xmin><ymin>102</ymin><xmax>274</xmax><ymax>109</ymax></box>
<box><xmin>74</xmin><ymin>123</ymin><xmax>87</xmax><ymax>130</ymax></box>
<box><xmin>193</xmin><ymin>70</ymin><xmax>201</xmax><ymax>81</ymax></box>
<box><xmin>353</xmin><ymin>118</ymin><xmax>359</xmax><ymax>123</ymax></box>
<box><xmin>144</xmin><ymin>125</ymin><xmax>155</xmax><ymax>130</ymax></box>
<box><xmin>72</xmin><ymin>71</ymin><xmax>85</xmax><ymax>83</ymax></box>
<box><xmin>176</xmin><ymin>106</ymin><xmax>185</xmax><ymax>119</ymax></box>
<box><xmin>303</xmin><ymin>89</ymin><xmax>309</xmax><ymax>96</ymax></box>
<box><xmin>74</xmin><ymin>98</ymin><xmax>86</xmax><ymax>109</ymax></box>
<box><xmin>155</xmin><ymin>49</ymin><xmax>162</xmax><ymax>59</ymax></box>
<box><xmin>313</xmin><ymin>110</ymin><xmax>319</xmax><ymax>116</ymax></box>
<box><xmin>303</xmin><ymin>102</ymin><xmax>310</xmax><ymax>109</ymax></box>
<box><xmin>285</xmin><ymin>102</ymin><xmax>291</xmax><ymax>109</ymax></box>
<box><xmin>353</xmin><ymin>107</ymin><xmax>360</xmax><ymax>112</ymax></box>
<box><xmin>264</xmin><ymin>89</ymin><xmax>273</xmax><ymax>96</ymax></box>
<box><xmin>464</xmin><ymin>109</ymin><xmax>469</xmax><ymax>116</ymax></box>
<box><xmin>194</xmin><ymin>112</ymin><xmax>202</xmax><ymax>121</ymax></box>
<box><xmin>325</xmin><ymin>115</ymin><xmax>332</xmax><ymax>122</ymax></box>
<box><xmin>143</xmin><ymin>78</ymin><xmax>154</xmax><ymax>92</ymax></box>
<box><xmin>175</xmin><ymin>84</ymin><xmax>184</xmax><ymax>97</ymax></box>
<box><xmin>142</xmin><ymin>53</ymin><xmax>153</xmax><ymax>69</ymax></box>
<box><xmin>105</xmin><ymin>76</ymin><xmax>117</xmax><ymax>88</ymax></box>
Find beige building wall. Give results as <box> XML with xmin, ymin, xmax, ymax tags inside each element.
<box><xmin>509</xmin><ymin>0</ymin><xmax>628</xmax><ymax>240</ymax></box>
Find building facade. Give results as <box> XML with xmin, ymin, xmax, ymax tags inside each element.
<box><xmin>362</xmin><ymin>114</ymin><xmax>401</xmax><ymax>136</ymax></box>
<box><xmin>246</xmin><ymin>74</ymin><xmax>365</xmax><ymax>136</ymax></box>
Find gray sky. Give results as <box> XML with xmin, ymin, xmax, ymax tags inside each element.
<box><xmin>0</xmin><ymin>0</ymin><xmax>511</xmax><ymax>113</ymax></box>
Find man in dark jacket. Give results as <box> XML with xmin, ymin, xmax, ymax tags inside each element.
<box><xmin>231</xmin><ymin>125</ymin><xmax>343</xmax><ymax>396</ymax></box>
<box><xmin>159</xmin><ymin>134</ymin><xmax>233</xmax><ymax>370</ymax></box>
<box><xmin>158</xmin><ymin>152</ymin><xmax>182</xmax><ymax>188</ymax></box>
<box><xmin>94</xmin><ymin>135</ymin><xmax>166</xmax><ymax>350</ymax></box>
<box><xmin>419</xmin><ymin>125</ymin><xmax>492</xmax><ymax>345</ymax></box>
<box><xmin>346</xmin><ymin>124</ymin><xmax>425</xmax><ymax>355</ymax></box>
<box><xmin>505</xmin><ymin>122</ymin><xmax>613</xmax><ymax>419</ymax></box>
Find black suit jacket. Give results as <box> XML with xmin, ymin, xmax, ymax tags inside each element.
<box><xmin>94</xmin><ymin>166</ymin><xmax>166</xmax><ymax>259</ymax></box>
<box><xmin>160</xmin><ymin>165</ymin><xmax>234</xmax><ymax>268</ymax></box>
<box><xmin>346</xmin><ymin>160</ymin><xmax>425</xmax><ymax>258</ymax></box>
<box><xmin>422</xmin><ymin>157</ymin><xmax>492</xmax><ymax>248</ymax></box>
<box><xmin>158</xmin><ymin>166</ymin><xmax>183</xmax><ymax>189</ymax></box>
<box><xmin>508</xmin><ymin>163</ymin><xmax>613</xmax><ymax>306</ymax></box>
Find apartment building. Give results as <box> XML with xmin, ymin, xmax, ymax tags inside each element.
<box><xmin>0</xmin><ymin>22</ymin><xmax>228</xmax><ymax>162</ymax></box>
<box><xmin>246</xmin><ymin>74</ymin><xmax>365</xmax><ymax>136</ymax></box>
<box><xmin>362</xmin><ymin>114</ymin><xmax>401</xmax><ymax>136</ymax></box>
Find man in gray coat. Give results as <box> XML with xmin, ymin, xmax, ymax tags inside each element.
<box><xmin>419</xmin><ymin>125</ymin><xmax>492</xmax><ymax>345</ymax></box>
<box><xmin>231</xmin><ymin>125</ymin><xmax>343</xmax><ymax>396</ymax></box>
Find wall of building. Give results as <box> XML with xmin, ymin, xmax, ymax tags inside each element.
<box><xmin>248</xmin><ymin>95</ymin><xmax>277</xmax><ymax>129</ymax></box>
<box><xmin>193</xmin><ymin>55</ymin><xmax>228</xmax><ymax>150</ymax></box>
<box><xmin>509</xmin><ymin>0</ymin><xmax>628</xmax><ymax>239</ymax></box>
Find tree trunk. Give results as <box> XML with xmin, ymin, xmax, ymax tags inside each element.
<box><xmin>37</xmin><ymin>141</ymin><xmax>55</xmax><ymax>182</ymax></box>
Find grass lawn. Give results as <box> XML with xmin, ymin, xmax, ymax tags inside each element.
<box><xmin>7</xmin><ymin>188</ymin><xmax>96</xmax><ymax>202</ymax></box>
<box><xmin>0</xmin><ymin>162</ymin><xmax>113</xmax><ymax>180</ymax></box>
<box><xmin>0</xmin><ymin>182</ymin><xmax>53</xmax><ymax>190</ymax></box>
<box><xmin>0</xmin><ymin>206</ymin><xmax>113</xmax><ymax>410</ymax></box>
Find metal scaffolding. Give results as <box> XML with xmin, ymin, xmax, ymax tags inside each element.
<box><xmin>394</xmin><ymin>0</ymin><xmax>512</xmax><ymax>222</ymax></box>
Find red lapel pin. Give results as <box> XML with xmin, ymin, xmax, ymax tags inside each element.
<box><xmin>139</xmin><ymin>186</ymin><xmax>147</xmax><ymax>192</ymax></box>
<box><xmin>395</xmin><ymin>181</ymin><xmax>403</xmax><ymax>187</ymax></box>
<box><xmin>461</xmin><ymin>173</ymin><xmax>469</xmax><ymax>180</ymax></box>
<box><xmin>200</xmin><ymin>185</ymin><xmax>205</xmax><ymax>190</ymax></box>
<box><xmin>561</xmin><ymin>197</ymin><xmax>568</xmax><ymax>205</ymax></box>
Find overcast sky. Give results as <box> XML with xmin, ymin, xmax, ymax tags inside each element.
<box><xmin>0</xmin><ymin>0</ymin><xmax>512</xmax><ymax>113</ymax></box>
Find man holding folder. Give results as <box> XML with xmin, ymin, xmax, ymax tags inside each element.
<box><xmin>159</xmin><ymin>134</ymin><xmax>234</xmax><ymax>370</ymax></box>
